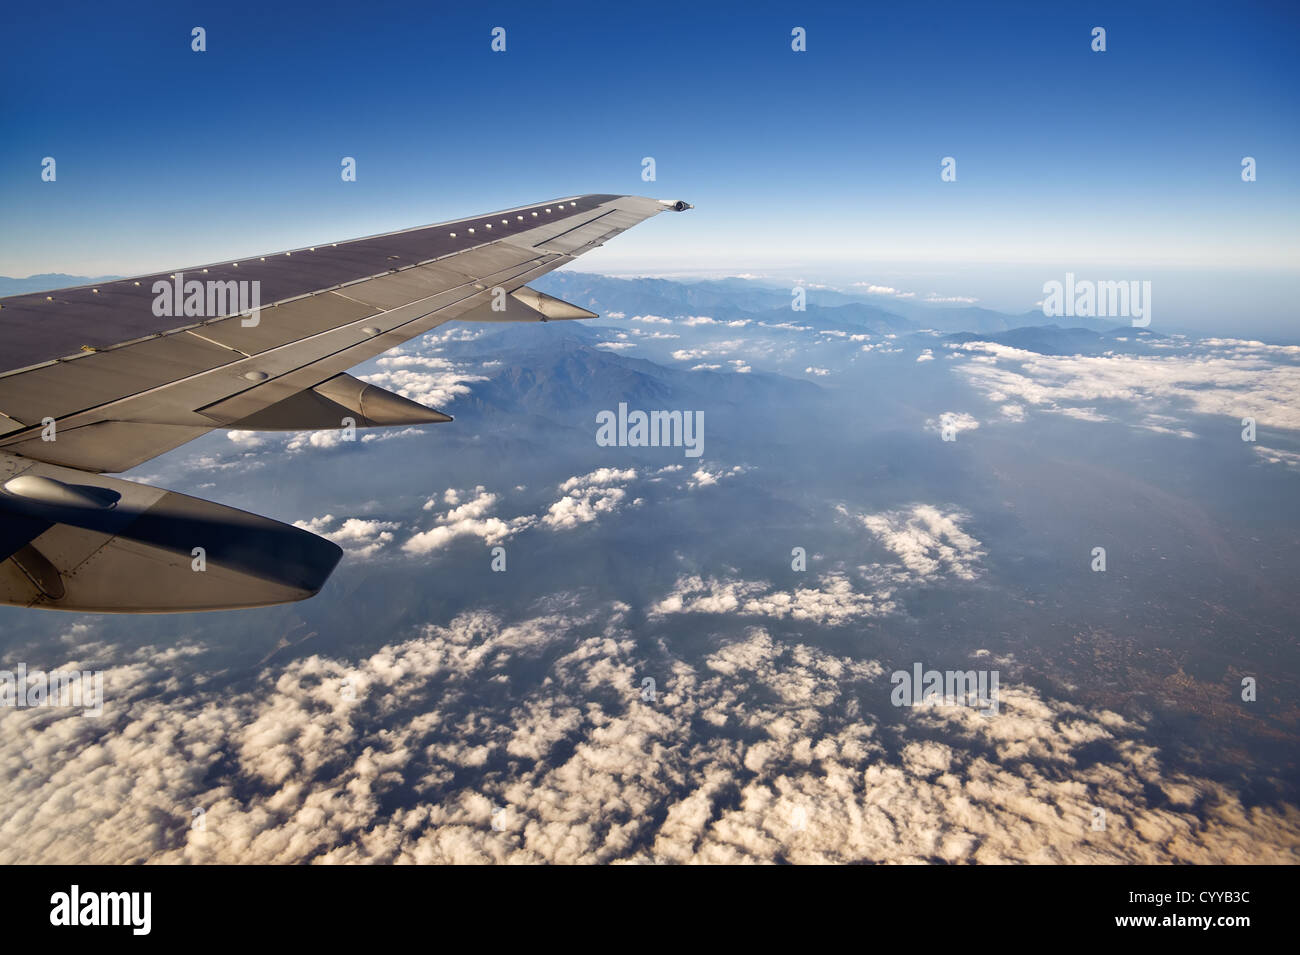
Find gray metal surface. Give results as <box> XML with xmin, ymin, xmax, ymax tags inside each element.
<box><xmin>0</xmin><ymin>195</ymin><xmax>674</xmax><ymax>472</ymax></box>
<box><xmin>0</xmin><ymin>194</ymin><xmax>618</xmax><ymax>371</ymax></box>
<box><xmin>0</xmin><ymin>193</ymin><xmax>690</xmax><ymax>611</ymax></box>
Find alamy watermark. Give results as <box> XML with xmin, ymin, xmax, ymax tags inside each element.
<box><xmin>1</xmin><ymin>663</ymin><xmax>103</xmax><ymax>717</ymax></box>
<box><xmin>596</xmin><ymin>402</ymin><xmax>704</xmax><ymax>458</ymax></box>
<box><xmin>1042</xmin><ymin>272</ymin><xmax>1151</xmax><ymax>327</ymax></box>
<box><xmin>891</xmin><ymin>663</ymin><xmax>999</xmax><ymax>715</ymax></box>
<box><xmin>152</xmin><ymin>271</ymin><xmax>261</xmax><ymax>327</ymax></box>
<box><xmin>49</xmin><ymin>885</ymin><xmax>150</xmax><ymax>935</ymax></box>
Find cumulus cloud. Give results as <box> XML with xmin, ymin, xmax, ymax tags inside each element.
<box><xmin>294</xmin><ymin>514</ymin><xmax>400</xmax><ymax>559</ymax></box>
<box><xmin>628</xmin><ymin>329</ymin><xmax>679</xmax><ymax>340</ymax></box>
<box><xmin>361</xmin><ymin>426</ymin><xmax>427</xmax><ymax>444</ymax></box>
<box><xmin>225</xmin><ymin>430</ymin><xmax>265</xmax><ymax>448</ymax></box>
<box><xmin>4</xmin><ymin>616</ymin><xmax>1293</xmax><ymax>864</ymax></box>
<box><xmin>952</xmin><ymin>339</ymin><xmax>1300</xmax><ymax>433</ymax></box>
<box><xmin>842</xmin><ymin>504</ymin><xmax>984</xmax><ymax>581</ymax></box>
<box><xmin>543</xmin><ymin>469</ymin><xmax>639</xmax><ymax>530</ymax></box>
<box><xmin>558</xmin><ymin>468</ymin><xmax>636</xmax><ymax>493</ymax></box>
<box><xmin>287</xmin><ymin>430</ymin><xmax>352</xmax><ymax>452</ymax></box>
<box><xmin>671</xmin><ymin>342</ymin><xmax>748</xmax><ymax>362</ymax></box>
<box><xmin>687</xmin><ymin>465</ymin><xmax>743</xmax><ymax>489</ymax></box>
<box><xmin>924</xmin><ymin>411</ymin><xmax>980</xmax><ymax>437</ymax></box>
<box><xmin>360</xmin><ymin>355</ymin><xmax>488</xmax><ymax>409</ymax></box>
<box><xmin>404</xmin><ymin>490</ymin><xmax>534</xmax><ymax>554</ymax></box>
<box><xmin>648</xmin><ymin>573</ymin><xmax>895</xmax><ymax>626</ymax></box>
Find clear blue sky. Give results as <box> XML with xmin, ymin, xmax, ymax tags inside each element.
<box><xmin>2</xmin><ymin>0</ymin><xmax>1297</xmax><ymax>332</ymax></box>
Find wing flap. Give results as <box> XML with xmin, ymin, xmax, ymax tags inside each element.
<box><xmin>219</xmin><ymin>372</ymin><xmax>451</xmax><ymax>430</ymax></box>
<box><xmin>0</xmin><ymin>332</ymin><xmax>242</xmax><ymax>425</ymax></box>
<box><xmin>459</xmin><ymin>285</ymin><xmax>598</xmax><ymax>323</ymax></box>
<box><xmin>187</xmin><ymin>291</ymin><xmax>382</xmax><ymax>354</ymax></box>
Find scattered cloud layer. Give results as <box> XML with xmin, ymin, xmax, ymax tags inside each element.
<box><xmin>3</xmin><ymin>616</ymin><xmax>1293</xmax><ymax>864</ymax></box>
<box><xmin>951</xmin><ymin>339</ymin><xmax>1300</xmax><ymax>433</ymax></box>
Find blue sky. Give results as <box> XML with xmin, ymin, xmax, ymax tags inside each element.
<box><xmin>2</xmin><ymin>0</ymin><xmax>1297</xmax><ymax>333</ymax></box>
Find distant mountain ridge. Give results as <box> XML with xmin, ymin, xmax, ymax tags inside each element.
<box><xmin>446</xmin><ymin>323</ymin><xmax>821</xmax><ymax>421</ymax></box>
<box><xmin>0</xmin><ymin>274</ymin><xmax>119</xmax><ymax>297</ymax></box>
<box><xmin>532</xmin><ymin>272</ymin><xmax>1124</xmax><ymax>336</ymax></box>
<box><xmin>940</xmin><ymin>325</ymin><xmax>1163</xmax><ymax>356</ymax></box>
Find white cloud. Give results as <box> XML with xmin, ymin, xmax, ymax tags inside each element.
<box><xmin>952</xmin><ymin>339</ymin><xmax>1300</xmax><ymax>432</ymax></box>
<box><xmin>225</xmin><ymin>430</ymin><xmax>265</xmax><ymax>448</ymax></box>
<box><xmin>404</xmin><ymin>490</ymin><xmax>534</xmax><ymax>554</ymax></box>
<box><xmin>543</xmin><ymin>469</ymin><xmax>639</xmax><ymax>530</ymax></box>
<box><xmin>1050</xmin><ymin>406</ymin><xmax>1111</xmax><ymax>423</ymax></box>
<box><xmin>558</xmin><ymin>468</ymin><xmax>636</xmax><ymax>493</ymax></box>
<box><xmin>1254</xmin><ymin>445</ymin><xmax>1300</xmax><ymax>471</ymax></box>
<box><xmin>628</xmin><ymin>329</ymin><xmax>679</xmax><ymax>339</ymax></box>
<box><xmin>294</xmin><ymin>515</ymin><xmax>400</xmax><ymax>559</ymax></box>
<box><xmin>687</xmin><ymin>465</ymin><xmax>743</xmax><ymax>489</ymax></box>
<box><xmin>285</xmin><ymin>430</ymin><xmax>352</xmax><ymax>451</ymax></box>
<box><xmin>842</xmin><ymin>504</ymin><xmax>984</xmax><ymax>581</ymax></box>
<box><xmin>649</xmin><ymin>573</ymin><xmax>895</xmax><ymax>626</ymax></box>
<box><xmin>1</xmin><ymin>616</ymin><xmax>1293</xmax><ymax>864</ymax></box>
<box><xmin>924</xmin><ymin>411</ymin><xmax>980</xmax><ymax>437</ymax></box>
<box><xmin>360</xmin><ymin>356</ymin><xmax>488</xmax><ymax>409</ymax></box>
<box><xmin>361</xmin><ymin>427</ymin><xmax>427</xmax><ymax>444</ymax></box>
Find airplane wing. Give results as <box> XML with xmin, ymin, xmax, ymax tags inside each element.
<box><xmin>0</xmin><ymin>194</ymin><xmax>692</xmax><ymax>612</ymax></box>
